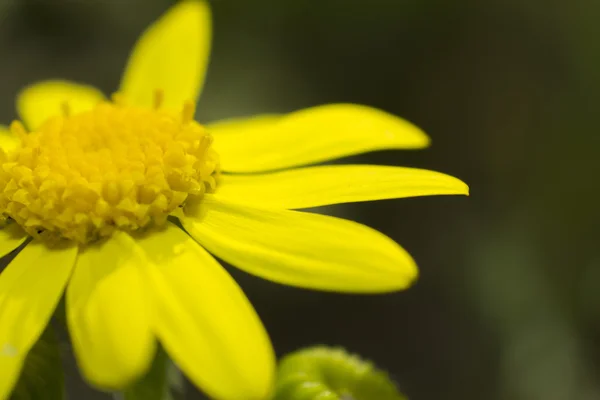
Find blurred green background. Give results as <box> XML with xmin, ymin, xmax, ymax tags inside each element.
<box><xmin>1</xmin><ymin>0</ymin><xmax>599</xmax><ymax>399</ymax></box>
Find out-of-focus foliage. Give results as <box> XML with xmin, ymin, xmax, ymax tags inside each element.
<box><xmin>11</xmin><ymin>326</ymin><xmax>63</xmax><ymax>400</ymax></box>
<box><xmin>123</xmin><ymin>346</ymin><xmax>184</xmax><ymax>400</ymax></box>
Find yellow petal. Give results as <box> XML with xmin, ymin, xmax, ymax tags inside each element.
<box><xmin>136</xmin><ymin>223</ymin><xmax>275</xmax><ymax>400</ymax></box>
<box><xmin>210</xmin><ymin>104</ymin><xmax>430</xmax><ymax>173</ymax></box>
<box><xmin>67</xmin><ymin>232</ymin><xmax>155</xmax><ymax>389</ymax></box>
<box><xmin>17</xmin><ymin>80</ymin><xmax>105</xmax><ymax>131</ymax></box>
<box><xmin>0</xmin><ymin>224</ymin><xmax>28</xmax><ymax>259</ymax></box>
<box><xmin>183</xmin><ymin>195</ymin><xmax>417</xmax><ymax>293</ymax></box>
<box><xmin>207</xmin><ymin>114</ymin><xmax>280</xmax><ymax>135</ymax></box>
<box><xmin>0</xmin><ymin>241</ymin><xmax>77</xmax><ymax>398</ymax></box>
<box><xmin>119</xmin><ymin>0</ymin><xmax>212</xmax><ymax>109</ymax></box>
<box><xmin>0</xmin><ymin>125</ymin><xmax>20</xmax><ymax>154</ymax></box>
<box><xmin>216</xmin><ymin>165</ymin><xmax>469</xmax><ymax>209</ymax></box>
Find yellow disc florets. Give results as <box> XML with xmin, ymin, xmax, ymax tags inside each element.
<box><xmin>0</xmin><ymin>94</ymin><xmax>219</xmax><ymax>244</ymax></box>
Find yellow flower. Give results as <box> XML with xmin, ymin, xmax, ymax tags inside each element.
<box><xmin>0</xmin><ymin>1</ymin><xmax>467</xmax><ymax>399</ymax></box>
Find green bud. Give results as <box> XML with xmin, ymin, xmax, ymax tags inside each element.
<box><xmin>274</xmin><ymin>346</ymin><xmax>407</xmax><ymax>400</ymax></box>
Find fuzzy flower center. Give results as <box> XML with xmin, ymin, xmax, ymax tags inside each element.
<box><xmin>0</xmin><ymin>95</ymin><xmax>219</xmax><ymax>244</ymax></box>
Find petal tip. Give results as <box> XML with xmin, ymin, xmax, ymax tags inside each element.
<box><xmin>395</xmin><ymin>258</ymin><xmax>419</xmax><ymax>291</ymax></box>
<box><xmin>439</xmin><ymin>174</ymin><xmax>470</xmax><ymax>197</ymax></box>
<box><xmin>72</xmin><ymin>331</ymin><xmax>156</xmax><ymax>391</ymax></box>
<box><xmin>418</xmin><ymin>131</ymin><xmax>432</xmax><ymax>148</ymax></box>
<box><xmin>170</xmin><ymin>0</ymin><xmax>212</xmax><ymax>22</ymax></box>
<box><xmin>16</xmin><ymin>80</ymin><xmax>105</xmax><ymax>131</ymax></box>
<box><xmin>404</xmin><ymin>122</ymin><xmax>431</xmax><ymax>149</ymax></box>
<box><xmin>17</xmin><ymin>80</ymin><xmax>101</xmax><ymax>103</ymax></box>
<box><xmin>383</xmin><ymin>244</ymin><xmax>420</xmax><ymax>292</ymax></box>
<box><xmin>361</xmin><ymin>247</ymin><xmax>419</xmax><ymax>294</ymax></box>
<box><xmin>453</xmin><ymin>178</ymin><xmax>470</xmax><ymax>196</ymax></box>
<box><xmin>463</xmin><ymin>183</ymin><xmax>470</xmax><ymax>196</ymax></box>
<box><xmin>165</xmin><ymin>0</ymin><xmax>212</xmax><ymax>31</ymax></box>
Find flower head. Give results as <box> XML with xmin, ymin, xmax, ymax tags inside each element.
<box><xmin>0</xmin><ymin>1</ymin><xmax>468</xmax><ymax>399</ymax></box>
<box><xmin>1</xmin><ymin>98</ymin><xmax>218</xmax><ymax>244</ymax></box>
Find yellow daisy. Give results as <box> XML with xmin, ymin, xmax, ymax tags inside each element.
<box><xmin>0</xmin><ymin>1</ymin><xmax>468</xmax><ymax>399</ymax></box>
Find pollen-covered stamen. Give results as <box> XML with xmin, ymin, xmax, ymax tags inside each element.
<box><xmin>0</xmin><ymin>96</ymin><xmax>219</xmax><ymax>244</ymax></box>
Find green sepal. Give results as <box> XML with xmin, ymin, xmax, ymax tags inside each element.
<box><xmin>11</xmin><ymin>325</ymin><xmax>64</xmax><ymax>400</ymax></box>
<box><xmin>274</xmin><ymin>346</ymin><xmax>407</xmax><ymax>400</ymax></box>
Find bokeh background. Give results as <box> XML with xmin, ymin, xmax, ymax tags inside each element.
<box><xmin>1</xmin><ymin>1</ymin><xmax>599</xmax><ymax>399</ymax></box>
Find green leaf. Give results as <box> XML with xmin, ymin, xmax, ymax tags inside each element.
<box><xmin>10</xmin><ymin>326</ymin><xmax>64</xmax><ymax>400</ymax></box>
<box><xmin>274</xmin><ymin>346</ymin><xmax>407</xmax><ymax>400</ymax></box>
<box><xmin>122</xmin><ymin>346</ymin><xmax>185</xmax><ymax>400</ymax></box>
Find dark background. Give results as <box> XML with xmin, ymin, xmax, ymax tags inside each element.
<box><xmin>1</xmin><ymin>1</ymin><xmax>599</xmax><ymax>399</ymax></box>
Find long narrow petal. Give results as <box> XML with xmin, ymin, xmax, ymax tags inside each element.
<box><xmin>17</xmin><ymin>81</ymin><xmax>105</xmax><ymax>131</ymax></box>
<box><xmin>0</xmin><ymin>125</ymin><xmax>20</xmax><ymax>154</ymax></box>
<box><xmin>0</xmin><ymin>225</ymin><xmax>28</xmax><ymax>259</ymax></box>
<box><xmin>216</xmin><ymin>165</ymin><xmax>469</xmax><ymax>209</ymax></box>
<box><xmin>119</xmin><ymin>0</ymin><xmax>212</xmax><ymax>109</ymax></box>
<box><xmin>210</xmin><ymin>104</ymin><xmax>430</xmax><ymax>173</ymax></box>
<box><xmin>67</xmin><ymin>232</ymin><xmax>155</xmax><ymax>389</ymax></box>
<box><xmin>183</xmin><ymin>195</ymin><xmax>417</xmax><ymax>293</ymax></box>
<box><xmin>136</xmin><ymin>223</ymin><xmax>275</xmax><ymax>400</ymax></box>
<box><xmin>0</xmin><ymin>241</ymin><xmax>77</xmax><ymax>398</ymax></box>
<box><xmin>207</xmin><ymin>114</ymin><xmax>280</xmax><ymax>135</ymax></box>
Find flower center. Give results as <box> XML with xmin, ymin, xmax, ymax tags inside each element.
<box><xmin>0</xmin><ymin>95</ymin><xmax>219</xmax><ymax>244</ymax></box>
